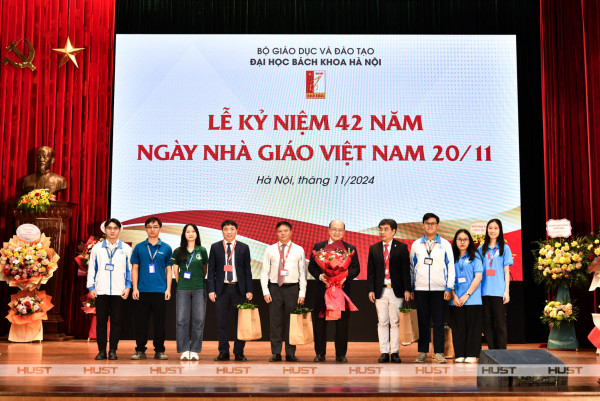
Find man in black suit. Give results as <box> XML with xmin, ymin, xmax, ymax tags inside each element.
<box><xmin>308</xmin><ymin>220</ymin><xmax>360</xmax><ymax>363</ymax></box>
<box><xmin>367</xmin><ymin>219</ymin><xmax>411</xmax><ymax>363</ymax></box>
<box><xmin>207</xmin><ymin>220</ymin><xmax>253</xmax><ymax>361</ymax></box>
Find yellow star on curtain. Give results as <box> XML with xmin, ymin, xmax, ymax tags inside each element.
<box><xmin>52</xmin><ymin>37</ymin><xmax>85</xmax><ymax>68</ymax></box>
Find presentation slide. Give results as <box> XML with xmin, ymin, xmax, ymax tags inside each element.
<box><xmin>111</xmin><ymin>34</ymin><xmax>522</xmax><ymax>280</ymax></box>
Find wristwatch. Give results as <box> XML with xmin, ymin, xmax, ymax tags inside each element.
<box><xmin>466</xmin><ymin>292</ymin><xmax>471</xmax><ymax>296</ymax></box>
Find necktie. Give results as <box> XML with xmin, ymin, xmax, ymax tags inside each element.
<box><xmin>278</xmin><ymin>243</ymin><xmax>286</xmax><ymax>286</ymax></box>
<box><xmin>384</xmin><ymin>243</ymin><xmax>390</xmax><ymax>280</ymax></box>
<box><xmin>226</xmin><ymin>243</ymin><xmax>233</xmax><ymax>282</ymax></box>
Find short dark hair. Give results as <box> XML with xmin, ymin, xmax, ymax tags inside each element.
<box><xmin>276</xmin><ymin>221</ymin><xmax>292</xmax><ymax>230</ymax></box>
<box><xmin>145</xmin><ymin>217</ymin><xmax>162</xmax><ymax>227</ymax></box>
<box><xmin>104</xmin><ymin>218</ymin><xmax>122</xmax><ymax>229</ymax></box>
<box><xmin>379</xmin><ymin>219</ymin><xmax>397</xmax><ymax>231</ymax></box>
<box><xmin>422</xmin><ymin>213</ymin><xmax>439</xmax><ymax>224</ymax></box>
<box><xmin>221</xmin><ymin>219</ymin><xmax>238</xmax><ymax>229</ymax></box>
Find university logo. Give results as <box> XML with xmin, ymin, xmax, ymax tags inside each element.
<box><xmin>196</xmin><ymin>254</ymin><xmax>202</xmax><ymax>260</ymax></box>
<box><xmin>306</xmin><ymin>70</ymin><xmax>325</xmax><ymax>99</ymax></box>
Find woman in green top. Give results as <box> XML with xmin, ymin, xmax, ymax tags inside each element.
<box><xmin>170</xmin><ymin>224</ymin><xmax>208</xmax><ymax>361</ymax></box>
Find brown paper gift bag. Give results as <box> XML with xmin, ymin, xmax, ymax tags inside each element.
<box><xmin>399</xmin><ymin>309</ymin><xmax>419</xmax><ymax>344</ymax></box>
<box><xmin>289</xmin><ymin>312</ymin><xmax>314</xmax><ymax>345</ymax></box>
<box><xmin>237</xmin><ymin>308</ymin><xmax>262</xmax><ymax>341</ymax></box>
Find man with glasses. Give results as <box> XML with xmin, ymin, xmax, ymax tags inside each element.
<box><xmin>130</xmin><ymin>217</ymin><xmax>173</xmax><ymax>360</ymax></box>
<box><xmin>409</xmin><ymin>213</ymin><xmax>455</xmax><ymax>363</ymax></box>
<box><xmin>308</xmin><ymin>220</ymin><xmax>360</xmax><ymax>363</ymax></box>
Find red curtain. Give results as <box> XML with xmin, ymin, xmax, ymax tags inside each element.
<box><xmin>0</xmin><ymin>0</ymin><xmax>115</xmax><ymax>337</ymax></box>
<box><xmin>540</xmin><ymin>0</ymin><xmax>600</xmax><ymax>341</ymax></box>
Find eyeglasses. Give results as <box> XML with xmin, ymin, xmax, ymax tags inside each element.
<box><xmin>329</xmin><ymin>228</ymin><xmax>344</xmax><ymax>233</ymax></box>
<box><xmin>456</xmin><ymin>238</ymin><xmax>470</xmax><ymax>243</ymax></box>
<box><xmin>424</xmin><ymin>222</ymin><xmax>438</xmax><ymax>227</ymax></box>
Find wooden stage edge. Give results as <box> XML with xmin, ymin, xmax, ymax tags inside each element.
<box><xmin>0</xmin><ymin>340</ymin><xmax>598</xmax><ymax>400</ymax></box>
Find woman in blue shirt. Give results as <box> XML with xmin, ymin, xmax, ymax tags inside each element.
<box><xmin>450</xmin><ymin>229</ymin><xmax>483</xmax><ymax>363</ymax></box>
<box><xmin>479</xmin><ymin>219</ymin><xmax>513</xmax><ymax>349</ymax></box>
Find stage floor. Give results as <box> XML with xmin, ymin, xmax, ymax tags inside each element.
<box><xmin>0</xmin><ymin>340</ymin><xmax>598</xmax><ymax>400</ymax></box>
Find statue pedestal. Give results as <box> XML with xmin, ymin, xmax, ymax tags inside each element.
<box><xmin>9</xmin><ymin>201</ymin><xmax>76</xmax><ymax>341</ymax></box>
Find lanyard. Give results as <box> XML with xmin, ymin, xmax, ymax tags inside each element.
<box><xmin>185</xmin><ymin>250</ymin><xmax>196</xmax><ymax>271</ymax></box>
<box><xmin>424</xmin><ymin>240</ymin><xmax>437</xmax><ymax>257</ymax></box>
<box><xmin>223</xmin><ymin>240</ymin><xmax>236</xmax><ymax>265</ymax></box>
<box><xmin>278</xmin><ymin>243</ymin><xmax>293</xmax><ymax>266</ymax></box>
<box><xmin>147</xmin><ymin>244</ymin><xmax>159</xmax><ymax>262</ymax></box>
<box><xmin>105</xmin><ymin>244</ymin><xmax>118</xmax><ymax>263</ymax></box>
<box><xmin>487</xmin><ymin>247</ymin><xmax>499</xmax><ymax>268</ymax></box>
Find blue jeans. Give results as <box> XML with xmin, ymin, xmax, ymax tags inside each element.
<box><xmin>176</xmin><ymin>289</ymin><xmax>206</xmax><ymax>353</ymax></box>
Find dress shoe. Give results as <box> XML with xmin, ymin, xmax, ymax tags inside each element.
<box><xmin>378</xmin><ymin>353</ymin><xmax>390</xmax><ymax>363</ymax></box>
<box><xmin>314</xmin><ymin>355</ymin><xmax>325</xmax><ymax>362</ymax></box>
<box><xmin>286</xmin><ymin>354</ymin><xmax>299</xmax><ymax>362</ymax></box>
<box><xmin>214</xmin><ymin>353</ymin><xmax>230</xmax><ymax>361</ymax></box>
<box><xmin>108</xmin><ymin>350</ymin><xmax>118</xmax><ymax>360</ymax></box>
<box><xmin>390</xmin><ymin>353</ymin><xmax>401</xmax><ymax>363</ymax></box>
<box><xmin>234</xmin><ymin>353</ymin><xmax>248</xmax><ymax>361</ymax></box>
<box><xmin>269</xmin><ymin>353</ymin><xmax>282</xmax><ymax>362</ymax></box>
<box><xmin>95</xmin><ymin>351</ymin><xmax>107</xmax><ymax>360</ymax></box>
<box><xmin>154</xmin><ymin>352</ymin><xmax>168</xmax><ymax>360</ymax></box>
<box><xmin>336</xmin><ymin>356</ymin><xmax>348</xmax><ymax>363</ymax></box>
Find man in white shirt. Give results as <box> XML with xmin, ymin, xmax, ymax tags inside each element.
<box><xmin>261</xmin><ymin>221</ymin><xmax>307</xmax><ymax>362</ymax></box>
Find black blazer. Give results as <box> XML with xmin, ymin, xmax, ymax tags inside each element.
<box><xmin>366</xmin><ymin>239</ymin><xmax>411</xmax><ymax>299</ymax></box>
<box><xmin>206</xmin><ymin>240</ymin><xmax>253</xmax><ymax>296</ymax></box>
<box><xmin>308</xmin><ymin>240</ymin><xmax>360</xmax><ymax>297</ymax></box>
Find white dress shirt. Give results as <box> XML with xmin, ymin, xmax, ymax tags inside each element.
<box><xmin>260</xmin><ymin>241</ymin><xmax>307</xmax><ymax>297</ymax></box>
<box><xmin>223</xmin><ymin>240</ymin><xmax>238</xmax><ymax>284</ymax></box>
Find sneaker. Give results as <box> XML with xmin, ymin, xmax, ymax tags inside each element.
<box><xmin>464</xmin><ymin>357</ymin><xmax>477</xmax><ymax>364</ymax></box>
<box><xmin>154</xmin><ymin>352</ymin><xmax>168</xmax><ymax>360</ymax></box>
<box><xmin>189</xmin><ymin>352</ymin><xmax>199</xmax><ymax>361</ymax></box>
<box><xmin>433</xmin><ymin>353</ymin><xmax>447</xmax><ymax>363</ymax></box>
<box><xmin>455</xmin><ymin>357</ymin><xmax>465</xmax><ymax>363</ymax></box>
<box><xmin>180</xmin><ymin>351</ymin><xmax>190</xmax><ymax>361</ymax></box>
<box><xmin>414</xmin><ymin>352</ymin><xmax>427</xmax><ymax>363</ymax></box>
<box><xmin>131</xmin><ymin>351</ymin><xmax>147</xmax><ymax>360</ymax></box>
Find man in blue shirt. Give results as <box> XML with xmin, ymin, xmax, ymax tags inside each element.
<box><xmin>130</xmin><ymin>217</ymin><xmax>173</xmax><ymax>360</ymax></box>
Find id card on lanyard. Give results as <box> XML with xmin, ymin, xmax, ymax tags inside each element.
<box><xmin>486</xmin><ymin>248</ymin><xmax>498</xmax><ymax>276</ymax></box>
<box><xmin>105</xmin><ymin>245</ymin><xmax>117</xmax><ymax>271</ymax></box>
<box><xmin>147</xmin><ymin>244</ymin><xmax>159</xmax><ymax>274</ymax></box>
<box><xmin>223</xmin><ymin>241</ymin><xmax>236</xmax><ymax>272</ymax></box>
<box><xmin>424</xmin><ymin>240</ymin><xmax>437</xmax><ymax>265</ymax></box>
<box><xmin>457</xmin><ymin>259</ymin><xmax>467</xmax><ymax>283</ymax></box>
<box><xmin>278</xmin><ymin>243</ymin><xmax>292</xmax><ymax>276</ymax></box>
<box><xmin>183</xmin><ymin>250</ymin><xmax>195</xmax><ymax>280</ymax></box>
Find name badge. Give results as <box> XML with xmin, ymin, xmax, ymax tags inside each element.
<box><xmin>224</xmin><ymin>265</ymin><xmax>233</xmax><ymax>272</ymax></box>
<box><xmin>424</xmin><ymin>257</ymin><xmax>434</xmax><ymax>265</ymax></box>
<box><xmin>183</xmin><ymin>271</ymin><xmax>191</xmax><ymax>279</ymax></box>
<box><xmin>457</xmin><ymin>276</ymin><xmax>467</xmax><ymax>284</ymax></box>
<box><xmin>149</xmin><ymin>264</ymin><xmax>156</xmax><ymax>274</ymax></box>
<box><xmin>280</xmin><ymin>269</ymin><xmax>289</xmax><ymax>277</ymax></box>
<box><xmin>105</xmin><ymin>263</ymin><xmax>114</xmax><ymax>271</ymax></box>
<box><xmin>486</xmin><ymin>269</ymin><xmax>495</xmax><ymax>276</ymax></box>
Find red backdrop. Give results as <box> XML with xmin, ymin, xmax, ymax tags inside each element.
<box><xmin>0</xmin><ymin>0</ymin><xmax>115</xmax><ymax>337</ymax></box>
<box><xmin>0</xmin><ymin>0</ymin><xmax>598</xmax><ymax>338</ymax></box>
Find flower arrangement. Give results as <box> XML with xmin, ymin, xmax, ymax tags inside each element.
<box><xmin>12</xmin><ymin>293</ymin><xmax>43</xmax><ymax>315</ymax></box>
<box><xmin>540</xmin><ymin>300</ymin><xmax>578</xmax><ymax>328</ymax></box>
<box><xmin>75</xmin><ymin>236</ymin><xmax>104</xmax><ymax>276</ymax></box>
<box><xmin>6</xmin><ymin>289</ymin><xmax>53</xmax><ymax>342</ymax></box>
<box><xmin>17</xmin><ymin>189</ymin><xmax>55</xmax><ymax>213</ymax></box>
<box><xmin>583</xmin><ymin>233</ymin><xmax>600</xmax><ymax>265</ymax></box>
<box><xmin>81</xmin><ymin>294</ymin><xmax>96</xmax><ymax>309</ymax></box>
<box><xmin>533</xmin><ymin>238</ymin><xmax>589</xmax><ymax>291</ymax></box>
<box><xmin>0</xmin><ymin>234</ymin><xmax>60</xmax><ymax>290</ymax></box>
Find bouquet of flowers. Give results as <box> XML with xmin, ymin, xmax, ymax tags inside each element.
<box><xmin>0</xmin><ymin>234</ymin><xmax>60</xmax><ymax>290</ymax></box>
<box><xmin>17</xmin><ymin>189</ymin><xmax>56</xmax><ymax>213</ymax></box>
<box><xmin>540</xmin><ymin>300</ymin><xmax>578</xmax><ymax>328</ymax></box>
<box><xmin>532</xmin><ymin>238</ymin><xmax>589</xmax><ymax>291</ymax></box>
<box><xmin>312</xmin><ymin>241</ymin><xmax>358</xmax><ymax>320</ymax></box>
<box><xmin>6</xmin><ymin>289</ymin><xmax>53</xmax><ymax>342</ymax></box>
<box><xmin>75</xmin><ymin>236</ymin><xmax>104</xmax><ymax>276</ymax></box>
<box><xmin>583</xmin><ymin>233</ymin><xmax>600</xmax><ymax>266</ymax></box>
<box><xmin>81</xmin><ymin>294</ymin><xmax>96</xmax><ymax>312</ymax></box>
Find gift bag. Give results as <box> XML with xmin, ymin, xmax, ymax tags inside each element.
<box><xmin>399</xmin><ymin>309</ymin><xmax>419</xmax><ymax>344</ymax></box>
<box><xmin>289</xmin><ymin>312</ymin><xmax>314</xmax><ymax>345</ymax></box>
<box><xmin>9</xmin><ymin>321</ymin><xmax>43</xmax><ymax>342</ymax></box>
<box><xmin>237</xmin><ymin>308</ymin><xmax>262</xmax><ymax>341</ymax></box>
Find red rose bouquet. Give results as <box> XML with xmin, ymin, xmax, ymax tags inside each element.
<box><xmin>312</xmin><ymin>241</ymin><xmax>358</xmax><ymax>320</ymax></box>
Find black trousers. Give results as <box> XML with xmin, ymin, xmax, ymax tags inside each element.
<box><xmin>134</xmin><ymin>292</ymin><xmax>166</xmax><ymax>353</ymax></box>
<box><xmin>313</xmin><ymin>292</ymin><xmax>350</xmax><ymax>357</ymax></box>
<box><xmin>482</xmin><ymin>295</ymin><xmax>507</xmax><ymax>349</ymax></box>
<box><xmin>95</xmin><ymin>295</ymin><xmax>124</xmax><ymax>352</ymax></box>
<box><xmin>268</xmin><ymin>283</ymin><xmax>299</xmax><ymax>355</ymax></box>
<box><xmin>215</xmin><ymin>284</ymin><xmax>245</xmax><ymax>355</ymax></box>
<box><xmin>414</xmin><ymin>290</ymin><xmax>445</xmax><ymax>354</ymax></box>
<box><xmin>450</xmin><ymin>304</ymin><xmax>483</xmax><ymax>358</ymax></box>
